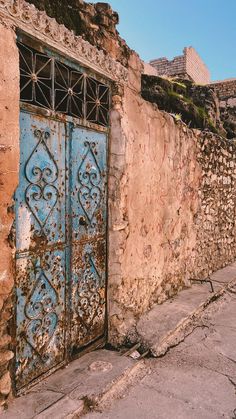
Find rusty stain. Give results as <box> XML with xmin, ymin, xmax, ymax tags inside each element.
<box><xmin>0</xmin><ymin>144</ymin><xmax>11</xmax><ymax>152</ymax></box>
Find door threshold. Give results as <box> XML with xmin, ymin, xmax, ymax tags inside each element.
<box><xmin>6</xmin><ymin>348</ymin><xmax>145</xmax><ymax>419</ymax></box>
<box><xmin>71</xmin><ymin>335</ymin><xmax>106</xmax><ymax>360</ymax></box>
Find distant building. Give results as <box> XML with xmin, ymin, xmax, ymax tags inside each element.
<box><xmin>150</xmin><ymin>46</ymin><xmax>210</xmax><ymax>85</ymax></box>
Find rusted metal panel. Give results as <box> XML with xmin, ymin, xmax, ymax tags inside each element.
<box><xmin>70</xmin><ymin>241</ymin><xmax>106</xmax><ymax>351</ymax></box>
<box><xmin>15</xmin><ymin>251</ymin><xmax>66</xmax><ymax>390</ymax></box>
<box><xmin>70</xmin><ymin>127</ymin><xmax>107</xmax><ymax>352</ymax></box>
<box><xmin>16</xmin><ymin>113</ymin><xmax>66</xmax><ymax>252</ymax></box>
<box><xmin>15</xmin><ymin>112</ymin><xmax>108</xmax><ymax>390</ymax></box>
<box><xmin>70</xmin><ymin>129</ymin><xmax>107</xmax><ymax>239</ymax></box>
<box><xmin>15</xmin><ymin>112</ymin><xmax>67</xmax><ymax>390</ymax></box>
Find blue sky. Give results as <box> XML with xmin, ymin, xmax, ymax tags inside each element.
<box><xmin>93</xmin><ymin>0</ymin><xmax>236</xmax><ymax>81</ymax></box>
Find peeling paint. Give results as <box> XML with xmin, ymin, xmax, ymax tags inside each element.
<box><xmin>17</xmin><ymin>206</ymin><xmax>32</xmax><ymax>251</ymax></box>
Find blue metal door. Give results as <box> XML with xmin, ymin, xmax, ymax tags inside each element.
<box><xmin>15</xmin><ymin>111</ymin><xmax>107</xmax><ymax>390</ymax></box>
<box><xmin>70</xmin><ymin>127</ymin><xmax>107</xmax><ymax>352</ymax></box>
<box><xmin>15</xmin><ymin>112</ymin><xmax>67</xmax><ymax>390</ymax></box>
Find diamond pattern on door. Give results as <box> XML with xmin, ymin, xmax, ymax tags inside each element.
<box><xmin>70</xmin><ymin>127</ymin><xmax>107</xmax><ymax>353</ymax></box>
<box><xmin>15</xmin><ymin>111</ymin><xmax>107</xmax><ymax>390</ymax></box>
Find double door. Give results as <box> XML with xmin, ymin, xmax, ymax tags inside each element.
<box><xmin>15</xmin><ymin>110</ymin><xmax>107</xmax><ymax>390</ymax></box>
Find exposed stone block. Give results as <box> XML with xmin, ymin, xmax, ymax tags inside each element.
<box><xmin>0</xmin><ymin>351</ymin><xmax>14</xmax><ymax>366</ymax></box>
<box><xmin>0</xmin><ymin>336</ymin><xmax>11</xmax><ymax>349</ymax></box>
<box><xmin>0</xmin><ymin>371</ymin><xmax>11</xmax><ymax>396</ymax></box>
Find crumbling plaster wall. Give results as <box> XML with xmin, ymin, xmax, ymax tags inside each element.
<box><xmin>0</xmin><ymin>21</ymin><xmax>19</xmax><ymax>407</ymax></box>
<box><xmin>108</xmin><ymin>55</ymin><xmax>202</xmax><ymax>344</ymax></box>
<box><xmin>108</xmin><ymin>54</ymin><xmax>236</xmax><ymax>346</ymax></box>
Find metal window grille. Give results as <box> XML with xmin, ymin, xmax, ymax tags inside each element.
<box><xmin>18</xmin><ymin>42</ymin><xmax>110</xmax><ymax>127</ymax></box>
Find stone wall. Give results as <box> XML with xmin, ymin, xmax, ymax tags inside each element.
<box><xmin>211</xmin><ymin>79</ymin><xmax>236</xmax><ymax>99</ymax></box>
<box><xmin>150</xmin><ymin>47</ymin><xmax>210</xmax><ymax>85</ymax></box>
<box><xmin>185</xmin><ymin>47</ymin><xmax>210</xmax><ymax>85</ymax></box>
<box><xmin>0</xmin><ymin>21</ymin><xmax>19</xmax><ymax>409</ymax></box>
<box><xmin>150</xmin><ymin>54</ymin><xmax>186</xmax><ymax>79</ymax></box>
<box><xmin>108</xmin><ymin>56</ymin><xmax>236</xmax><ymax>346</ymax></box>
<box><xmin>210</xmin><ymin>79</ymin><xmax>236</xmax><ymax>139</ymax></box>
<box><xmin>143</xmin><ymin>62</ymin><xmax>158</xmax><ymax>77</ymax></box>
<box><xmin>194</xmin><ymin>132</ymin><xmax>236</xmax><ymax>277</ymax></box>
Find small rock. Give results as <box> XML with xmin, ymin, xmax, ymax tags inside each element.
<box><xmin>129</xmin><ymin>350</ymin><xmax>141</xmax><ymax>360</ymax></box>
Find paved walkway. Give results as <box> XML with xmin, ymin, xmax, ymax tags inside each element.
<box><xmin>86</xmin><ymin>288</ymin><xmax>236</xmax><ymax>419</ymax></box>
<box><xmin>3</xmin><ymin>265</ymin><xmax>236</xmax><ymax>418</ymax></box>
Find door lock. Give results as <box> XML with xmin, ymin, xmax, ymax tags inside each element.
<box><xmin>79</xmin><ymin>216</ymin><xmax>87</xmax><ymax>226</ymax></box>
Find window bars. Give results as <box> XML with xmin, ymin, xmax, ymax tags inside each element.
<box><xmin>18</xmin><ymin>42</ymin><xmax>110</xmax><ymax>127</ymax></box>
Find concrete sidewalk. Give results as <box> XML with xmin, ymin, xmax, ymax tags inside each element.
<box><xmin>3</xmin><ymin>263</ymin><xmax>236</xmax><ymax>418</ymax></box>
<box><xmin>85</xmin><ymin>287</ymin><xmax>236</xmax><ymax>419</ymax></box>
<box><xmin>136</xmin><ymin>261</ymin><xmax>236</xmax><ymax>357</ymax></box>
<box><xmin>3</xmin><ymin>350</ymin><xmax>146</xmax><ymax>419</ymax></box>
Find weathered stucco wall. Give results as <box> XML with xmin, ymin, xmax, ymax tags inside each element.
<box><xmin>109</xmin><ymin>62</ymin><xmax>201</xmax><ymax>344</ymax></box>
<box><xmin>0</xmin><ymin>21</ymin><xmax>19</xmax><ymax>408</ymax></box>
<box><xmin>108</xmin><ymin>55</ymin><xmax>236</xmax><ymax>346</ymax></box>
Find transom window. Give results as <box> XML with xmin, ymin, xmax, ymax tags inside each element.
<box><xmin>18</xmin><ymin>42</ymin><xmax>110</xmax><ymax>127</ymax></box>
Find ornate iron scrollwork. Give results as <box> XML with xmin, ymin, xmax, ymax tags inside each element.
<box><xmin>24</xmin><ymin>259</ymin><xmax>58</xmax><ymax>359</ymax></box>
<box><xmin>77</xmin><ymin>252</ymin><xmax>105</xmax><ymax>337</ymax></box>
<box><xmin>25</xmin><ymin>128</ymin><xmax>59</xmax><ymax>236</ymax></box>
<box><xmin>86</xmin><ymin>77</ymin><xmax>110</xmax><ymax>126</ymax></box>
<box><xmin>55</xmin><ymin>61</ymin><xmax>84</xmax><ymax>118</ymax></box>
<box><xmin>18</xmin><ymin>42</ymin><xmax>110</xmax><ymax>127</ymax></box>
<box><xmin>78</xmin><ymin>141</ymin><xmax>102</xmax><ymax>223</ymax></box>
<box><xmin>19</xmin><ymin>42</ymin><xmax>53</xmax><ymax>108</ymax></box>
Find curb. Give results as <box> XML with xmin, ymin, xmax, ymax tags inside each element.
<box><xmin>141</xmin><ymin>278</ymin><xmax>236</xmax><ymax>357</ymax></box>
